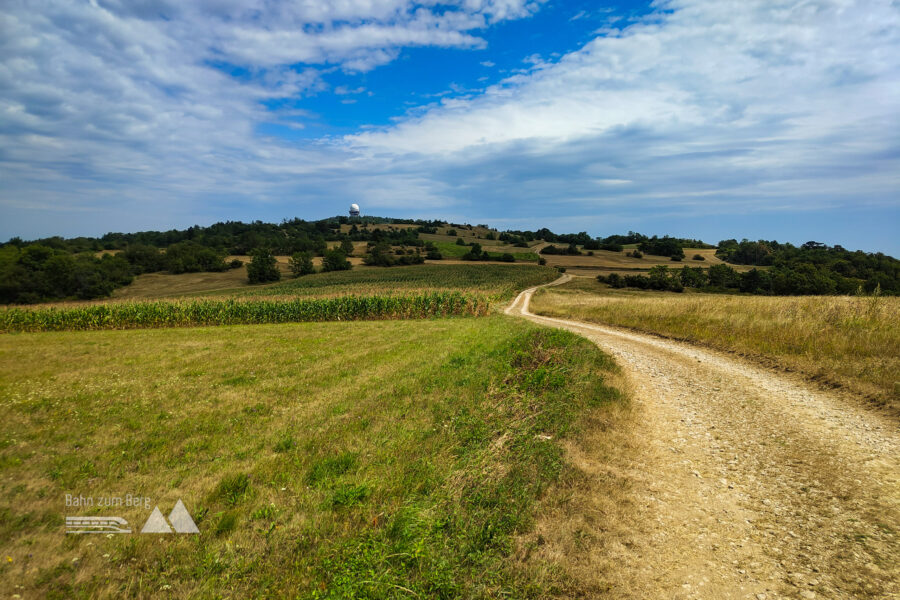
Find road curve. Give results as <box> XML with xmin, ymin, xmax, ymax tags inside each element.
<box><xmin>507</xmin><ymin>277</ymin><xmax>900</xmax><ymax>599</ymax></box>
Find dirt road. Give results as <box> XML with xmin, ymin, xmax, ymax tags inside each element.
<box><xmin>507</xmin><ymin>278</ymin><xmax>900</xmax><ymax>599</ymax></box>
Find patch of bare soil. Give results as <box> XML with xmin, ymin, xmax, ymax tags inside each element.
<box><xmin>508</xmin><ymin>280</ymin><xmax>900</xmax><ymax>599</ymax></box>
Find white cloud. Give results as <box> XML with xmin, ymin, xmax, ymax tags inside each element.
<box><xmin>343</xmin><ymin>0</ymin><xmax>900</xmax><ymax>214</ymax></box>
<box><xmin>1</xmin><ymin>0</ymin><xmax>898</xmax><ymax>245</ymax></box>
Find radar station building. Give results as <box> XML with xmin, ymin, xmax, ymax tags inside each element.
<box><xmin>349</xmin><ymin>203</ymin><xmax>360</xmax><ymax>217</ymax></box>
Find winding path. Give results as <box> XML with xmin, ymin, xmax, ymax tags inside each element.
<box><xmin>507</xmin><ymin>277</ymin><xmax>900</xmax><ymax>599</ymax></box>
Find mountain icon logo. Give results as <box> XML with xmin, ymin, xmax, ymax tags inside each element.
<box><xmin>140</xmin><ymin>500</ymin><xmax>199</xmax><ymax>534</ymax></box>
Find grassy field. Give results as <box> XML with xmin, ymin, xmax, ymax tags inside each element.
<box><xmin>0</xmin><ymin>316</ymin><xmax>626</xmax><ymax>598</ymax></box>
<box><xmin>67</xmin><ymin>264</ymin><xmax>557</xmax><ymax>304</ymax></box>
<box><xmin>530</xmin><ymin>277</ymin><xmax>900</xmax><ymax>413</ymax></box>
<box><xmin>238</xmin><ymin>264</ymin><xmax>557</xmax><ymax>300</ymax></box>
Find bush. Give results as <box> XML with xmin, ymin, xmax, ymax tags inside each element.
<box><xmin>229</xmin><ymin>259</ymin><xmax>244</xmax><ymax>269</ymax></box>
<box><xmin>426</xmin><ymin>250</ymin><xmax>442</xmax><ymax>260</ymax></box>
<box><xmin>122</xmin><ymin>244</ymin><xmax>165</xmax><ymax>273</ymax></box>
<box><xmin>340</xmin><ymin>239</ymin><xmax>355</xmax><ymax>256</ymax></box>
<box><xmin>693</xmin><ymin>254</ymin><xmax>705</xmax><ymax>261</ymax></box>
<box><xmin>670</xmin><ymin>255</ymin><xmax>682</xmax><ymax>262</ymax></box>
<box><xmin>500</xmin><ymin>253</ymin><xmax>516</xmax><ymax>263</ymax></box>
<box><xmin>628</xmin><ymin>250</ymin><xmax>643</xmax><ymax>259</ymax></box>
<box><xmin>322</xmin><ymin>249</ymin><xmax>352</xmax><ymax>272</ymax></box>
<box><xmin>165</xmin><ymin>242</ymin><xmax>227</xmax><ymax>274</ymax></box>
<box><xmin>456</xmin><ymin>238</ymin><xmax>466</xmax><ymax>246</ymax></box>
<box><xmin>289</xmin><ymin>251</ymin><xmax>315</xmax><ymax>277</ymax></box>
<box><xmin>247</xmin><ymin>248</ymin><xmax>281</xmax><ymax>284</ymax></box>
<box><xmin>447</xmin><ymin>229</ymin><xmax>457</xmax><ymax>236</ymax></box>
<box><xmin>538</xmin><ymin>257</ymin><xmax>547</xmax><ymax>266</ymax></box>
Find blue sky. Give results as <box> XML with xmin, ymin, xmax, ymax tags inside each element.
<box><xmin>1</xmin><ymin>0</ymin><xmax>899</xmax><ymax>254</ymax></box>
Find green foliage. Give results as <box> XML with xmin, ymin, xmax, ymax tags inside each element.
<box><xmin>289</xmin><ymin>251</ymin><xmax>315</xmax><ymax>277</ymax></box>
<box><xmin>0</xmin><ymin>245</ymin><xmax>133</xmax><ymax>303</ymax></box>
<box><xmin>322</xmin><ymin>249</ymin><xmax>352</xmax><ymax>273</ymax></box>
<box><xmin>638</xmin><ymin>236</ymin><xmax>685</xmax><ymax>259</ymax></box>
<box><xmin>273</xmin><ymin>433</ymin><xmax>296</xmax><ymax>453</ymax></box>
<box><xmin>164</xmin><ymin>241</ymin><xmax>227</xmax><ymax>274</ymax></box>
<box><xmin>540</xmin><ymin>244</ymin><xmax>582</xmax><ymax>256</ymax></box>
<box><xmin>363</xmin><ymin>243</ymin><xmax>425</xmax><ymax>267</ymax></box>
<box><xmin>340</xmin><ymin>238</ymin><xmax>355</xmax><ymax>256</ymax></box>
<box><xmin>307</xmin><ymin>453</ymin><xmax>358</xmax><ymax>486</ymax></box>
<box><xmin>716</xmin><ymin>239</ymin><xmax>900</xmax><ymax>294</ymax></box>
<box><xmin>330</xmin><ymin>484</ymin><xmax>371</xmax><ymax>508</ymax></box>
<box><xmin>229</xmin><ymin>258</ymin><xmax>244</xmax><ymax>269</ymax></box>
<box><xmin>122</xmin><ymin>244</ymin><xmax>165</xmax><ymax>273</ymax></box>
<box><xmin>213</xmin><ymin>473</ymin><xmax>252</xmax><ymax>507</ymax></box>
<box><xmin>500</xmin><ymin>253</ymin><xmax>516</xmax><ymax>263</ymax></box>
<box><xmin>247</xmin><ymin>248</ymin><xmax>281</xmax><ymax>284</ymax></box>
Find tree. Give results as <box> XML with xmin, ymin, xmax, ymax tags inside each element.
<box><xmin>322</xmin><ymin>249</ymin><xmax>352</xmax><ymax>272</ymax></box>
<box><xmin>340</xmin><ymin>238</ymin><xmax>354</xmax><ymax>256</ymax></box>
<box><xmin>247</xmin><ymin>248</ymin><xmax>281</xmax><ymax>283</ymax></box>
<box><xmin>289</xmin><ymin>251</ymin><xmax>315</xmax><ymax>277</ymax></box>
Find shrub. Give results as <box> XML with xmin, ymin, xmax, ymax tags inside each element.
<box><xmin>693</xmin><ymin>254</ymin><xmax>705</xmax><ymax>261</ymax></box>
<box><xmin>165</xmin><ymin>241</ymin><xmax>227</xmax><ymax>274</ymax></box>
<box><xmin>629</xmin><ymin>250</ymin><xmax>643</xmax><ymax>259</ymax></box>
<box><xmin>670</xmin><ymin>255</ymin><xmax>682</xmax><ymax>262</ymax></box>
<box><xmin>247</xmin><ymin>248</ymin><xmax>281</xmax><ymax>284</ymax></box>
<box><xmin>447</xmin><ymin>229</ymin><xmax>457</xmax><ymax>236</ymax></box>
<box><xmin>229</xmin><ymin>259</ymin><xmax>243</xmax><ymax>269</ymax></box>
<box><xmin>289</xmin><ymin>252</ymin><xmax>315</xmax><ymax>277</ymax></box>
<box><xmin>340</xmin><ymin>239</ymin><xmax>355</xmax><ymax>256</ymax></box>
<box><xmin>456</xmin><ymin>238</ymin><xmax>466</xmax><ymax>246</ymax></box>
<box><xmin>538</xmin><ymin>257</ymin><xmax>547</xmax><ymax>266</ymax></box>
<box><xmin>500</xmin><ymin>253</ymin><xmax>516</xmax><ymax>263</ymax></box>
<box><xmin>322</xmin><ymin>249</ymin><xmax>352</xmax><ymax>272</ymax></box>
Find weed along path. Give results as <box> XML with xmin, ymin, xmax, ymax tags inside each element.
<box><xmin>507</xmin><ymin>278</ymin><xmax>900</xmax><ymax>599</ymax></box>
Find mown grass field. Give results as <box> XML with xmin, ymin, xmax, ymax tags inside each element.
<box><xmin>428</xmin><ymin>241</ymin><xmax>539</xmax><ymax>262</ymax></box>
<box><xmin>531</xmin><ymin>277</ymin><xmax>900</xmax><ymax>413</ymax></box>
<box><xmin>239</xmin><ymin>264</ymin><xmax>557</xmax><ymax>300</ymax></box>
<box><xmin>0</xmin><ymin>316</ymin><xmax>626</xmax><ymax>598</ymax></box>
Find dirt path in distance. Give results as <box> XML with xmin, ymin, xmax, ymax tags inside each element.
<box><xmin>507</xmin><ymin>279</ymin><xmax>900</xmax><ymax>599</ymax></box>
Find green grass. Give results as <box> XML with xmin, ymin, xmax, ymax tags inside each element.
<box><xmin>240</xmin><ymin>263</ymin><xmax>555</xmax><ymax>299</ymax></box>
<box><xmin>0</xmin><ymin>292</ymin><xmax>489</xmax><ymax>333</ymax></box>
<box><xmin>0</xmin><ymin>316</ymin><xmax>623</xmax><ymax>598</ymax></box>
<box><xmin>432</xmin><ymin>242</ymin><xmax>539</xmax><ymax>262</ymax></box>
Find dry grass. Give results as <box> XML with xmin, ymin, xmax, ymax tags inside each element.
<box><xmin>531</xmin><ymin>278</ymin><xmax>900</xmax><ymax>413</ymax></box>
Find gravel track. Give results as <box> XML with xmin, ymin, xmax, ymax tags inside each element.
<box><xmin>507</xmin><ymin>277</ymin><xmax>900</xmax><ymax>599</ymax></box>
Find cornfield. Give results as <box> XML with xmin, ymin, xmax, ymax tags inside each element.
<box><xmin>1</xmin><ymin>292</ymin><xmax>491</xmax><ymax>333</ymax></box>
